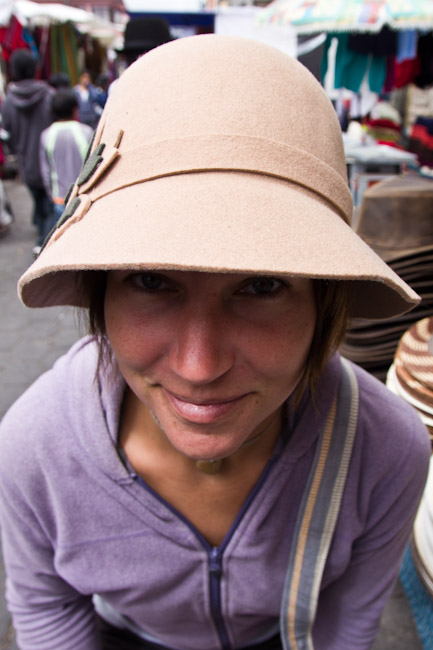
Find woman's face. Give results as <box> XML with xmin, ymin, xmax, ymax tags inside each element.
<box><xmin>104</xmin><ymin>271</ymin><xmax>316</xmax><ymax>461</ymax></box>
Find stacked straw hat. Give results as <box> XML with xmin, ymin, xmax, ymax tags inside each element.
<box><xmin>341</xmin><ymin>174</ymin><xmax>433</xmax><ymax>381</ymax></box>
<box><xmin>17</xmin><ymin>35</ymin><xmax>419</xmax><ymax>322</ymax></box>
<box><xmin>386</xmin><ymin>315</ymin><xmax>433</xmax><ymax>597</ymax></box>
<box><xmin>387</xmin><ymin>316</ymin><xmax>433</xmax><ymax>445</ymax></box>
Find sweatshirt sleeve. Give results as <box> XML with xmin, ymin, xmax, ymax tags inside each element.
<box><xmin>1</xmin><ymin>98</ymin><xmax>15</xmax><ymax>152</ymax></box>
<box><xmin>313</xmin><ymin>379</ymin><xmax>431</xmax><ymax>650</ymax></box>
<box><xmin>0</xmin><ymin>398</ymin><xmax>101</xmax><ymax>649</ymax></box>
<box><xmin>39</xmin><ymin>129</ymin><xmax>53</xmax><ymax>200</ymax></box>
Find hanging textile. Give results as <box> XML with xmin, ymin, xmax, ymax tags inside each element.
<box><xmin>0</xmin><ymin>15</ymin><xmax>28</xmax><ymax>62</ymax></box>
<box><xmin>50</xmin><ymin>23</ymin><xmax>80</xmax><ymax>86</ymax></box>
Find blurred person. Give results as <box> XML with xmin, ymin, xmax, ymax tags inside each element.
<box><xmin>1</xmin><ymin>48</ymin><xmax>54</xmax><ymax>253</ymax></box>
<box><xmin>48</xmin><ymin>72</ymin><xmax>71</xmax><ymax>90</ymax></box>
<box><xmin>94</xmin><ymin>72</ymin><xmax>110</xmax><ymax>109</ymax></box>
<box><xmin>39</xmin><ymin>88</ymin><xmax>93</xmax><ymax>229</ymax></box>
<box><xmin>74</xmin><ymin>70</ymin><xmax>101</xmax><ymax>129</ymax></box>
<box><xmin>0</xmin><ymin>36</ymin><xmax>430</xmax><ymax>650</ymax></box>
<box><xmin>119</xmin><ymin>17</ymin><xmax>174</xmax><ymax>67</ymax></box>
<box><xmin>0</xmin><ymin>180</ymin><xmax>13</xmax><ymax>236</ymax></box>
<box><xmin>109</xmin><ymin>17</ymin><xmax>174</xmax><ymax>94</ymax></box>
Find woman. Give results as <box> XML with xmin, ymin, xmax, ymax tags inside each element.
<box><xmin>0</xmin><ymin>35</ymin><xmax>430</xmax><ymax>650</ymax></box>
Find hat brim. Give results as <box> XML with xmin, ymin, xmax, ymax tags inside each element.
<box><xmin>116</xmin><ymin>35</ymin><xmax>175</xmax><ymax>54</ymax></box>
<box><xmin>18</xmin><ymin>171</ymin><xmax>420</xmax><ymax>319</ymax></box>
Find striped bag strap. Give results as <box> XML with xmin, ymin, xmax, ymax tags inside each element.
<box><xmin>280</xmin><ymin>357</ymin><xmax>359</xmax><ymax>650</ymax></box>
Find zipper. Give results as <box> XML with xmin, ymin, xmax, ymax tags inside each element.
<box><xmin>131</xmin><ymin>449</ymin><xmax>283</xmax><ymax>650</ymax></box>
<box><xmin>208</xmin><ymin>545</ymin><xmax>231</xmax><ymax>649</ymax></box>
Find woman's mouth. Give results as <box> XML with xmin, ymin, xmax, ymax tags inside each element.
<box><xmin>164</xmin><ymin>390</ymin><xmax>246</xmax><ymax>424</ymax></box>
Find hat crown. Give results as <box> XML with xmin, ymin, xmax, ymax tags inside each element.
<box><xmin>18</xmin><ymin>34</ymin><xmax>419</xmax><ymax>321</ymax></box>
<box><xmin>122</xmin><ymin>17</ymin><xmax>173</xmax><ymax>50</ymax></box>
<box><xmin>104</xmin><ymin>35</ymin><xmax>347</xmax><ymax>185</ymax></box>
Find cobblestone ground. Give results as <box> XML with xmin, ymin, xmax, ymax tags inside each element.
<box><xmin>0</xmin><ymin>180</ymin><xmax>81</xmax><ymax>649</ymax></box>
<box><xmin>0</xmin><ymin>179</ymin><xmax>423</xmax><ymax>649</ymax></box>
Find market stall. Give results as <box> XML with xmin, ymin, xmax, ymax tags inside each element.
<box><xmin>0</xmin><ymin>0</ymin><xmax>125</xmax><ymax>85</ymax></box>
<box><xmin>258</xmin><ymin>0</ymin><xmax>433</xmax><ymax>137</ymax></box>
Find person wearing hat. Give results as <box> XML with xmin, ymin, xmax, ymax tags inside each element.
<box><xmin>109</xmin><ymin>16</ymin><xmax>174</xmax><ymax>95</ymax></box>
<box><xmin>0</xmin><ymin>35</ymin><xmax>430</xmax><ymax>650</ymax></box>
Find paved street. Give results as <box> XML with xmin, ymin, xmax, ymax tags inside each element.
<box><xmin>0</xmin><ymin>179</ymin><xmax>81</xmax><ymax>649</ymax></box>
<box><xmin>0</xmin><ymin>178</ymin><xmax>424</xmax><ymax>649</ymax></box>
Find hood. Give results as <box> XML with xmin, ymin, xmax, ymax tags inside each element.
<box><xmin>7</xmin><ymin>79</ymin><xmax>50</xmax><ymax>111</ymax></box>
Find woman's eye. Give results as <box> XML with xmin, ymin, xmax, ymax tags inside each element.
<box><xmin>240</xmin><ymin>277</ymin><xmax>284</xmax><ymax>296</ymax></box>
<box><xmin>131</xmin><ymin>273</ymin><xmax>169</xmax><ymax>292</ymax></box>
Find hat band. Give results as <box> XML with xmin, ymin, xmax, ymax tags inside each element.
<box><xmin>80</xmin><ymin>134</ymin><xmax>353</xmax><ymax>223</ymax></box>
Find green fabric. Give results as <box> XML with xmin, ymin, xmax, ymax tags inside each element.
<box><xmin>321</xmin><ymin>33</ymin><xmax>386</xmax><ymax>94</ymax></box>
<box><xmin>77</xmin><ymin>143</ymin><xmax>105</xmax><ymax>186</ymax></box>
<box><xmin>334</xmin><ymin>34</ymin><xmax>368</xmax><ymax>93</ymax></box>
<box><xmin>49</xmin><ymin>24</ymin><xmax>80</xmax><ymax>86</ymax></box>
<box><xmin>368</xmin><ymin>55</ymin><xmax>387</xmax><ymax>94</ymax></box>
<box><xmin>57</xmin><ymin>197</ymin><xmax>81</xmax><ymax>229</ymax></box>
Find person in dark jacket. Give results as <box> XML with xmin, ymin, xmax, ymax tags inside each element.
<box><xmin>1</xmin><ymin>48</ymin><xmax>54</xmax><ymax>253</ymax></box>
<box><xmin>73</xmin><ymin>71</ymin><xmax>101</xmax><ymax>130</ymax></box>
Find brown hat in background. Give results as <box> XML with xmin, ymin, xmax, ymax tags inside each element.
<box><xmin>355</xmin><ymin>174</ymin><xmax>433</xmax><ymax>262</ymax></box>
<box><xmin>342</xmin><ymin>174</ymin><xmax>433</xmax><ymax>380</ymax></box>
<box><xmin>387</xmin><ymin>315</ymin><xmax>433</xmax><ymax>444</ymax></box>
<box><xmin>18</xmin><ymin>35</ymin><xmax>419</xmax><ymax>319</ymax></box>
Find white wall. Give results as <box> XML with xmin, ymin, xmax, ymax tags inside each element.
<box><xmin>215</xmin><ymin>7</ymin><xmax>296</xmax><ymax>58</ymax></box>
<box><xmin>122</xmin><ymin>0</ymin><xmax>204</xmax><ymax>12</ymax></box>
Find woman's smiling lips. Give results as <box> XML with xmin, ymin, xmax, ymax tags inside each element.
<box><xmin>163</xmin><ymin>389</ymin><xmax>248</xmax><ymax>424</ymax></box>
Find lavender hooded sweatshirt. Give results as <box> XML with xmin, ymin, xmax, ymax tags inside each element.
<box><xmin>0</xmin><ymin>337</ymin><xmax>429</xmax><ymax>650</ymax></box>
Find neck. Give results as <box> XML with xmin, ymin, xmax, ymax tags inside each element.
<box><xmin>120</xmin><ymin>388</ymin><xmax>283</xmax><ymax>477</ymax></box>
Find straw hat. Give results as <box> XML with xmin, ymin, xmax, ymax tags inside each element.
<box><xmin>18</xmin><ymin>35</ymin><xmax>419</xmax><ymax>319</ymax></box>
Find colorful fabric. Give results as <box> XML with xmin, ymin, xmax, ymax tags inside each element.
<box><xmin>322</xmin><ymin>33</ymin><xmax>387</xmax><ymax>94</ymax></box>
<box><xmin>408</xmin><ymin>118</ymin><xmax>433</xmax><ymax>166</ymax></box>
<box><xmin>396</xmin><ymin>30</ymin><xmax>418</xmax><ymax>63</ymax></box>
<box><xmin>259</xmin><ymin>0</ymin><xmax>389</xmax><ymax>33</ymax></box>
<box><xmin>0</xmin><ymin>16</ymin><xmax>28</xmax><ymax>62</ymax></box>
<box><xmin>260</xmin><ymin>0</ymin><xmax>433</xmax><ymax>33</ymax></box>
<box><xmin>50</xmin><ymin>24</ymin><xmax>80</xmax><ymax>87</ymax></box>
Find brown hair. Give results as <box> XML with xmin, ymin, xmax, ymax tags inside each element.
<box><xmin>76</xmin><ymin>271</ymin><xmax>352</xmax><ymax>408</ymax></box>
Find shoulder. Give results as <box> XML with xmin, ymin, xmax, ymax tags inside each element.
<box><xmin>351</xmin><ymin>359</ymin><xmax>428</xmax><ymax>443</ymax></box>
<box><xmin>81</xmin><ymin>123</ymin><xmax>94</xmax><ymax>139</ymax></box>
<box><xmin>40</xmin><ymin>80</ymin><xmax>55</xmax><ymax>95</ymax></box>
<box><xmin>347</xmin><ymin>358</ymin><xmax>430</xmax><ymax>490</ymax></box>
<box><xmin>0</xmin><ymin>337</ymin><xmax>100</xmax><ymax>467</ymax></box>
<box><xmin>40</xmin><ymin>124</ymin><xmax>51</xmax><ymax>144</ymax></box>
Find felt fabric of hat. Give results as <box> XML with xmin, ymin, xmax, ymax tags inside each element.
<box><xmin>18</xmin><ymin>35</ymin><xmax>419</xmax><ymax>319</ymax></box>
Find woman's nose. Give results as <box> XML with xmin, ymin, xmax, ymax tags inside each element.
<box><xmin>168</xmin><ymin>305</ymin><xmax>234</xmax><ymax>384</ymax></box>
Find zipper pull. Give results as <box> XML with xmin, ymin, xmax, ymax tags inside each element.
<box><xmin>209</xmin><ymin>546</ymin><xmax>222</xmax><ymax>576</ymax></box>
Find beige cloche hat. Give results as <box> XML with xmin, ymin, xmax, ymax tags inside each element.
<box><xmin>18</xmin><ymin>34</ymin><xmax>419</xmax><ymax>319</ymax></box>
